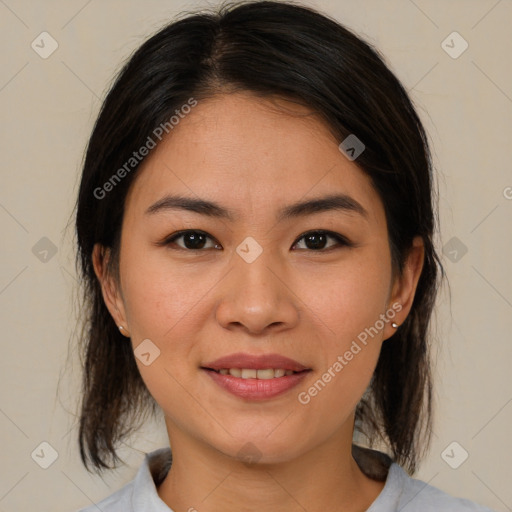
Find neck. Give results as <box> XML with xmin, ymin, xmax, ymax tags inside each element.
<box><xmin>157</xmin><ymin>424</ymin><xmax>387</xmax><ymax>512</ymax></box>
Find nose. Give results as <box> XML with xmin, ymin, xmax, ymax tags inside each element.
<box><xmin>215</xmin><ymin>250</ymin><xmax>300</xmax><ymax>336</ymax></box>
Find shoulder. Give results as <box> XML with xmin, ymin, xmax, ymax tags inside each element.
<box><xmin>352</xmin><ymin>445</ymin><xmax>495</xmax><ymax>512</ymax></box>
<box><xmin>386</xmin><ymin>463</ymin><xmax>496</xmax><ymax>512</ymax></box>
<box><xmin>74</xmin><ymin>480</ymin><xmax>134</xmax><ymax>511</ymax></box>
<box><xmin>73</xmin><ymin>447</ymin><xmax>173</xmax><ymax>512</ymax></box>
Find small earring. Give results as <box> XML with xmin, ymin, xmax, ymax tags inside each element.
<box><xmin>391</xmin><ymin>322</ymin><xmax>399</xmax><ymax>329</ymax></box>
<box><xmin>118</xmin><ymin>325</ymin><xmax>129</xmax><ymax>336</ymax></box>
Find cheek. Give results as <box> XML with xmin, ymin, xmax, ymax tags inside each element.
<box><xmin>120</xmin><ymin>245</ymin><xmax>215</xmax><ymax>340</ymax></box>
<box><xmin>134</xmin><ymin>355</ymin><xmax>212</xmax><ymax>445</ymax></box>
<box><xmin>293</xmin><ymin>248</ymin><xmax>390</xmax><ymax>405</ymax></box>
<box><xmin>119</xmin><ymin>247</ymin><xmax>216</xmax><ymax>408</ymax></box>
<box><xmin>296</xmin><ymin>345</ymin><xmax>379</xmax><ymax>443</ymax></box>
<box><xmin>296</xmin><ymin>247</ymin><xmax>391</xmax><ymax>343</ymax></box>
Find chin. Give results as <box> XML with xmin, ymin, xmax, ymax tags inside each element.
<box><xmin>211</xmin><ymin>430</ymin><xmax>307</xmax><ymax>466</ymax></box>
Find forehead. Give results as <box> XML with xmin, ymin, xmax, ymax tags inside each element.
<box><xmin>123</xmin><ymin>92</ymin><xmax>385</xmax><ymax>228</ymax></box>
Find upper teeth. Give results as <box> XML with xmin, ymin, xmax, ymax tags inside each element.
<box><xmin>217</xmin><ymin>368</ymin><xmax>295</xmax><ymax>379</ymax></box>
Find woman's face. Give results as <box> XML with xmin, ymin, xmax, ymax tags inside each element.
<box><xmin>95</xmin><ymin>92</ymin><xmax>423</xmax><ymax>464</ymax></box>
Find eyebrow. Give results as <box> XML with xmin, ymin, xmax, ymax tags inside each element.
<box><xmin>145</xmin><ymin>193</ymin><xmax>369</xmax><ymax>222</ymax></box>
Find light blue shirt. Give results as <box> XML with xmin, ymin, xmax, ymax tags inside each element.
<box><xmin>76</xmin><ymin>447</ymin><xmax>496</xmax><ymax>511</ymax></box>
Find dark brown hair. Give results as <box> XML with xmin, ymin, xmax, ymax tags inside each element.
<box><xmin>72</xmin><ymin>0</ymin><xmax>445</xmax><ymax>475</ymax></box>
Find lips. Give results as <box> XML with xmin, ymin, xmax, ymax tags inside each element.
<box><xmin>201</xmin><ymin>352</ymin><xmax>311</xmax><ymax>400</ymax></box>
<box><xmin>202</xmin><ymin>352</ymin><xmax>309</xmax><ymax>372</ymax></box>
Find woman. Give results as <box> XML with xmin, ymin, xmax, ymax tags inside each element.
<box><xmin>73</xmin><ymin>1</ymin><xmax>495</xmax><ymax>510</ymax></box>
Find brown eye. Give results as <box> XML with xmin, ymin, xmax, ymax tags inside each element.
<box><xmin>160</xmin><ymin>229</ymin><xmax>352</xmax><ymax>252</ymax></box>
<box><xmin>292</xmin><ymin>230</ymin><xmax>352</xmax><ymax>251</ymax></box>
<box><xmin>164</xmin><ymin>230</ymin><xmax>221</xmax><ymax>250</ymax></box>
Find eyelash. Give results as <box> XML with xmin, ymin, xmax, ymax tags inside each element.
<box><xmin>159</xmin><ymin>229</ymin><xmax>354</xmax><ymax>252</ymax></box>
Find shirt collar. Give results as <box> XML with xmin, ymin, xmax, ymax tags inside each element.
<box><xmin>131</xmin><ymin>447</ymin><xmax>174</xmax><ymax>511</ymax></box>
<box><xmin>131</xmin><ymin>445</ymin><xmax>401</xmax><ymax>511</ymax></box>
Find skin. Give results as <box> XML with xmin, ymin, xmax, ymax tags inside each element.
<box><xmin>93</xmin><ymin>92</ymin><xmax>424</xmax><ymax>512</ymax></box>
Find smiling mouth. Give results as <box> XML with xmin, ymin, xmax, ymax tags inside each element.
<box><xmin>202</xmin><ymin>368</ymin><xmax>307</xmax><ymax>379</ymax></box>
<box><xmin>201</xmin><ymin>366</ymin><xmax>311</xmax><ymax>400</ymax></box>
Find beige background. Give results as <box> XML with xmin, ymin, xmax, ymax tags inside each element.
<box><xmin>1</xmin><ymin>0</ymin><xmax>511</xmax><ymax>510</ymax></box>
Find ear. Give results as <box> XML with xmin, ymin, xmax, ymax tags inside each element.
<box><xmin>92</xmin><ymin>243</ymin><xmax>129</xmax><ymax>336</ymax></box>
<box><xmin>383</xmin><ymin>236</ymin><xmax>425</xmax><ymax>340</ymax></box>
